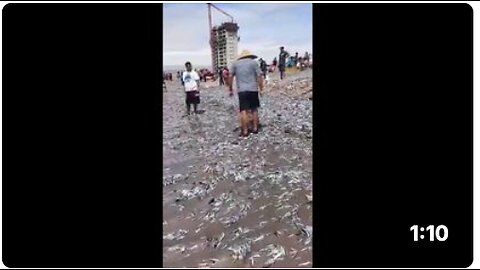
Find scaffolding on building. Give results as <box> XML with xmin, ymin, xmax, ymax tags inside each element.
<box><xmin>207</xmin><ymin>4</ymin><xmax>239</xmax><ymax>74</ymax></box>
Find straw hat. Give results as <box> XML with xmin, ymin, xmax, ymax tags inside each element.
<box><xmin>237</xmin><ymin>49</ymin><xmax>257</xmax><ymax>60</ymax></box>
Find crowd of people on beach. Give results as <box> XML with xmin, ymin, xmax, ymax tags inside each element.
<box><xmin>267</xmin><ymin>47</ymin><xmax>312</xmax><ymax>80</ymax></box>
<box><xmin>165</xmin><ymin>46</ymin><xmax>311</xmax><ymax>138</ymax></box>
<box><xmin>165</xmin><ymin>46</ymin><xmax>311</xmax><ymax>86</ymax></box>
<box><xmin>163</xmin><ymin>72</ymin><xmax>173</xmax><ymax>81</ymax></box>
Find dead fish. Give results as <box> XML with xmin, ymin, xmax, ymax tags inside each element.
<box><xmin>207</xmin><ymin>232</ymin><xmax>224</xmax><ymax>248</ymax></box>
<box><xmin>260</xmin><ymin>244</ymin><xmax>286</xmax><ymax>267</ymax></box>
<box><xmin>289</xmin><ymin>248</ymin><xmax>299</xmax><ymax>258</ymax></box>
<box><xmin>227</xmin><ymin>241</ymin><xmax>252</xmax><ymax>262</ymax></box>
<box><xmin>163</xmin><ymin>79</ymin><xmax>312</xmax><ymax>267</ymax></box>
<box><xmin>203</xmin><ymin>165</ymin><xmax>214</xmax><ymax>174</ymax></box>
<box><xmin>298</xmin><ymin>225</ymin><xmax>312</xmax><ymax>245</ymax></box>
<box><xmin>252</xmin><ymin>234</ymin><xmax>265</xmax><ymax>243</ymax></box>
<box><xmin>264</xmin><ymin>258</ymin><xmax>276</xmax><ymax>267</ymax></box>
<box><xmin>209</xmin><ymin>258</ymin><xmax>219</xmax><ymax>264</ymax></box>
<box><xmin>271</xmin><ymin>246</ymin><xmax>286</xmax><ymax>260</ymax></box>
<box><xmin>167</xmin><ymin>245</ymin><xmax>186</xmax><ymax>253</ymax></box>
<box><xmin>232</xmin><ymin>227</ymin><xmax>245</xmax><ymax>240</ymax></box>
<box><xmin>163</xmin><ymin>234</ymin><xmax>175</xmax><ymax>241</ymax></box>
<box><xmin>197</xmin><ymin>262</ymin><xmax>209</xmax><ymax>268</ymax></box>
<box><xmin>298</xmin><ymin>261</ymin><xmax>312</xmax><ymax>267</ymax></box>
<box><xmin>249</xmin><ymin>253</ymin><xmax>261</xmax><ymax>267</ymax></box>
<box><xmin>277</xmin><ymin>191</ymin><xmax>290</xmax><ymax>200</ymax></box>
<box><xmin>163</xmin><ymin>229</ymin><xmax>188</xmax><ymax>241</ymax></box>
<box><xmin>220</xmin><ymin>215</ymin><xmax>240</xmax><ymax>226</ymax></box>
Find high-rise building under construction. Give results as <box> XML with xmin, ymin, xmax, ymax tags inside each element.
<box><xmin>211</xmin><ymin>22</ymin><xmax>239</xmax><ymax>72</ymax></box>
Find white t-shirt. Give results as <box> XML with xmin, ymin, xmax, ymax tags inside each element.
<box><xmin>182</xmin><ymin>71</ymin><xmax>200</xmax><ymax>92</ymax></box>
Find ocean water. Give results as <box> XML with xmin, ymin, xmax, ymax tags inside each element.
<box><xmin>163</xmin><ymin>65</ymin><xmax>211</xmax><ymax>73</ymax></box>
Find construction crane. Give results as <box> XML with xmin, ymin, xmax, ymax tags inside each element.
<box><xmin>208</xmin><ymin>3</ymin><xmax>234</xmax><ymax>23</ymax></box>
<box><xmin>207</xmin><ymin>3</ymin><xmax>235</xmax><ymax>73</ymax></box>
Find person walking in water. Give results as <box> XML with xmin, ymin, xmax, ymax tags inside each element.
<box><xmin>228</xmin><ymin>50</ymin><xmax>264</xmax><ymax>138</ymax></box>
<box><xmin>278</xmin><ymin>46</ymin><xmax>289</xmax><ymax>80</ymax></box>
<box><xmin>182</xmin><ymin>62</ymin><xmax>200</xmax><ymax>115</ymax></box>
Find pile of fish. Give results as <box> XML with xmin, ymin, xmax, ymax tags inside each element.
<box><xmin>163</xmin><ymin>70</ymin><xmax>312</xmax><ymax>268</ymax></box>
<box><xmin>266</xmin><ymin>69</ymin><xmax>313</xmax><ymax>99</ymax></box>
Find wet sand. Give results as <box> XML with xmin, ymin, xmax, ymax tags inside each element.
<box><xmin>163</xmin><ymin>70</ymin><xmax>312</xmax><ymax>268</ymax></box>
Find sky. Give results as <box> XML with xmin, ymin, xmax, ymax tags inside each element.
<box><xmin>163</xmin><ymin>3</ymin><xmax>312</xmax><ymax>67</ymax></box>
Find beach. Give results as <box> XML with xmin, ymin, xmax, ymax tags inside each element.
<box><xmin>163</xmin><ymin>69</ymin><xmax>313</xmax><ymax>268</ymax></box>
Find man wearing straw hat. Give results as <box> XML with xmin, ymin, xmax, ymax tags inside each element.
<box><xmin>228</xmin><ymin>49</ymin><xmax>264</xmax><ymax>138</ymax></box>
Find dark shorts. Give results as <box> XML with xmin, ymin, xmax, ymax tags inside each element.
<box><xmin>278</xmin><ymin>64</ymin><xmax>286</xmax><ymax>72</ymax></box>
<box><xmin>238</xmin><ymin>91</ymin><xmax>260</xmax><ymax>112</ymax></box>
<box><xmin>185</xmin><ymin>91</ymin><xmax>200</xmax><ymax>105</ymax></box>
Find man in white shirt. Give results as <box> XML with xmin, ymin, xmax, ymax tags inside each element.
<box><xmin>182</xmin><ymin>62</ymin><xmax>201</xmax><ymax>115</ymax></box>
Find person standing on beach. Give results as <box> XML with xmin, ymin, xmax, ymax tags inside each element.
<box><xmin>182</xmin><ymin>62</ymin><xmax>201</xmax><ymax>115</ymax></box>
<box><xmin>271</xmin><ymin>57</ymin><xmax>277</xmax><ymax>72</ymax></box>
<box><xmin>222</xmin><ymin>67</ymin><xmax>229</xmax><ymax>84</ymax></box>
<box><xmin>228</xmin><ymin>50</ymin><xmax>264</xmax><ymax>138</ymax></box>
<box><xmin>278</xmin><ymin>46</ymin><xmax>289</xmax><ymax>80</ymax></box>
<box><xmin>259</xmin><ymin>58</ymin><xmax>268</xmax><ymax>79</ymax></box>
<box><xmin>218</xmin><ymin>67</ymin><xmax>224</xmax><ymax>86</ymax></box>
<box><xmin>304</xmin><ymin>51</ymin><xmax>310</xmax><ymax>67</ymax></box>
<box><xmin>202</xmin><ymin>69</ymin><xmax>207</xmax><ymax>82</ymax></box>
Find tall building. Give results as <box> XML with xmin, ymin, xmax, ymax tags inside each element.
<box><xmin>211</xmin><ymin>22</ymin><xmax>239</xmax><ymax>73</ymax></box>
